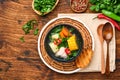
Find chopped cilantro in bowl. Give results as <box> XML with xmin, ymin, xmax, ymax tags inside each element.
<box><xmin>33</xmin><ymin>0</ymin><xmax>57</xmax><ymax>15</ymax></box>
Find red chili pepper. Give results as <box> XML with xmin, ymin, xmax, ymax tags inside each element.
<box><xmin>94</xmin><ymin>14</ymin><xmax>120</xmax><ymax>30</ymax></box>
<box><xmin>65</xmin><ymin>48</ymin><xmax>71</xmax><ymax>55</ymax></box>
<box><xmin>57</xmin><ymin>38</ymin><xmax>62</xmax><ymax>44</ymax></box>
<box><xmin>53</xmin><ymin>40</ymin><xmax>57</xmax><ymax>45</ymax></box>
<box><xmin>53</xmin><ymin>38</ymin><xmax>62</xmax><ymax>45</ymax></box>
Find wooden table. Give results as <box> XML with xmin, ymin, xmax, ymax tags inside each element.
<box><xmin>0</xmin><ymin>0</ymin><xmax>120</xmax><ymax>79</ymax></box>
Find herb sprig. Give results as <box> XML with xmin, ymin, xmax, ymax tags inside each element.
<box><xmin>90</xmin><ymin>0</ymin><xmax>120</xmax><ymax>15</ymax></box>
<box><xmin>20</xmin><ymin>19</ymin><xmax>39</xmax><ymax>42</ymax></box>
<box><xmin>22</xmin><ymin>20</ymin><xmax>38</xmax><ymax>34</ymax></box>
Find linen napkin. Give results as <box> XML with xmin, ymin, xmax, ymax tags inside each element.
<box><xmin>58</xmin><ymin>14</ymin><xmax>116</xmax><ymax>72</ymax></box>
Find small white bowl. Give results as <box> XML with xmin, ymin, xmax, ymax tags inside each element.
<box><xmin>32</xmin><ymin>0</ymin><xmax>59</xmax><ymax>15</ymax></box>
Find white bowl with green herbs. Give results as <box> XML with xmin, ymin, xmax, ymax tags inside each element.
<box><xmin>32</xmin><ymin>0</ymin><xmax>59</xmax><ymax>15</ymax></box>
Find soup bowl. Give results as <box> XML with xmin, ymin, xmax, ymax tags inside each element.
<box><xmin>44</xmin><ymin>24</ymin><xmax>84</xmax><ymax>62</ymax></box>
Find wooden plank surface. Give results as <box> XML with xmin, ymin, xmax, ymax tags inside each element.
<box><xmin>0</xmin><ymin>0</ymin><xmax>120</xmax><ymax>79</ymax></box>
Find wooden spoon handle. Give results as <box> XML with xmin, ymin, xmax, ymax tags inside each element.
<box><xmin>101</xmin><ymin>45</ymin><xmax>105</xmax><ymax>74</ymax></box>
<box><xmin>105</xmin><ymin>43</ymin><xmax>110</xmax><ymax>75</ymax></box>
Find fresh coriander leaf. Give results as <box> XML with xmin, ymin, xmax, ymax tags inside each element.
<box><xmin>34</xmin><ymin>28</ymin><xmax>39</xmax><ymax>35</ymax></box>
<box><xmin>90</xmin><ymin>5</ymin><xmax>96</xmax><ymax>11</ymax></box>
<box><xmin>66</xmin><ymin>56</ymin><xmax>70</xmax><ymax>60</ymax></box>
<box><xmin>95</xmin><ymin>4</ymin><xmax>100</xmax><ymax>12</ymax></box>
<box><xmin>90</xmin><ymin>0</ymin><xmax>98</xmax><ymax>4</ymax></box>
<box><xmin>22</xmin><ymin>19</ymin><xmax>38</xmax><ymax>34</ymax></box>
<box><xmin>58</xmin><ymin>38</ymin><xmax>68</xmax><ymax>49</ymax></box>
<box><xmin>30</xmin><ymin>20</ymin><xmax>38</xmax><ymax>29</ymax></box>
<box><xmin>69</xmin><ymin>28</ymin><xmax>75</xmax><ymax>32</ymax></box>
<box><xmin>22</xmin><ymin>25</ymin><xmax>31</xmax><ymax>34</ymax></box>
<box><xmin>72</xmin><ymin>51</ymin><xmax>77</xmax><ymax>57</ymax></box>
<box><xmin>100</xmin><ymin>4</ymin><xmax>106</xmax><ymax>9</ymax></box>
<box><xmin>19</xmin><ymin>36</ymin><xmax>25</xmax><ymax>42</ymax></box>
<box><xmin>51</xmin><ymin>26</ymin><xmax>62</xmax><ymax>33</ymax></box>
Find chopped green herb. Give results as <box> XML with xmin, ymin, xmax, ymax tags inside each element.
<box><xmin>90</xmin><ymin>0</ymin><xmax>120</xmax><ymax>15</ymax></box>
<box><xmin>71</xmin><ymin>50</ymin><xmax>78</xmax><ymax>57</ymax></box>
<box><xmin>34</xmin><ymin>0</ymin><xmax>56</xmax><ymax>15</ymax></box>
<box><xmin>20</xmin><ymin>19</ymin><xmax>39</xmax><ymax>42</ymax></box>
<box><xmin>22</xmin><ymin>20</ymin><xmax>38</xmax><ymax>34</ymax></box>
<box><xmin>69</xmin><ymin>28</ymin><xmax>75</xmax><ymax>32</ymax></box>
<box><xmin>66</xmin><ymin>50</ymin><xmax>77</xmax><ymax>60</ymax></box>
<box><xmin>58</xmin><ymin>38</ymin><xmax>68</xmax><ymax>49</ymax></box>
<box><xmin>51</xmin><ymin>26</ymin><xmax>62</xmax><ymax>33</ymax></box>
<box><xmin>34</xmin><ymin>28</ymin><xmax>39</xmax><ymax>35</ymax></box>
<box><xmin>19</xmin><ymin>36</ymin><xmax>25</xmax><ymax>42</ymax></box>
<box><xmin>66</xmin><ymin>56</ymin><xmax>70</xmax><ymax>60</ymax></box>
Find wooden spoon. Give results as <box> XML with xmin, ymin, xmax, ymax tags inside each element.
<box><xmin>102</xmin><ymin>22</ymin><xmax>113</xmax><ymax>75</ymax></box>
<box><xmin>97</xmin><ymin>24</ymin><xmax>105</xmax><ymax>74</ymax></box>
<box><xmin>32</xmin><ymin>0</ymin><xmax>59</xmax><ymax>15</ymax></box>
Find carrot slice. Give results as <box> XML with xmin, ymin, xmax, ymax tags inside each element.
<box><xmin>62</xmin><ymin>27</ymin><xmax>69</xmax><ymax>36</ymax></box>
<box><xmin>60</xmin><ymin>31</ymin><xmax>65</xmax><ymax>38</ymax></box>
<box><xmin>61</xmin><ymin>27</ymin><xmax>72</xmax><ymax>37</ymax></box>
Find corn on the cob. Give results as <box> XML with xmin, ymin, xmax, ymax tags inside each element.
<box><xmin>67</xmin><ymin>35</ymin><xmax>78</xmax><ymax>51</ymax></box>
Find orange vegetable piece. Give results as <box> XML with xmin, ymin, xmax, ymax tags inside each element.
<box><xmin>62</xmin><ymin>27</ymin><xmax>69</xmax><ymax>36</ymax></box>
<box><xmin>60</xmin><ymin>31</ymin><xmax>65</xmax><ymax>38</ymax></box>
<box><xmin>60</xmin><ymin>27</ymin><xmax>72</xmax><ymax>38</ymax></box>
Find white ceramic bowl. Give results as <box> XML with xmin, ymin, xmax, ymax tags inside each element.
<box><xmin>38</xmin><ymin>16</ymin><xmax>94</xmax><ymax>74</ymax></box>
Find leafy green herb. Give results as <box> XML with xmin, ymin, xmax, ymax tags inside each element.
<box><xmin>90</xmin><ymin>5</ymin><xmax>96</xmax><ymax>11</ymax></box>
<box><xmin>34</xmin><ymin>28</ymin><xmax>39</xmax><ymax>35</ymax></box>
<box><xmin>66</xmin><ymin>56</ymin><xmax>70</xmax><ymax>60</ymax></box>
<box><xmin>51</xmin><ymin>26</ymin><xmax>62</xmax><ymax>34</ymax></box>
<box><xmin>71</xmin><ymin>50</ymin><xmax>78</xmax><ymax>57</ymax></box>
<box><xmin>49</xmin><ymin>35</ymin><xmax>53</xmax><ymax>42</ymax></box>
<box><xmin>58</xmin><ymin>38</ymin><xmax>68</xmax><ymax>49</ymax></box>
<box><xmin>66</xmin><ymin>50</ymin><xmax>77</xmax><ymax>60</ymax></box>
<box><xmin>69</xmin><ymin>27</ymin><xmax>75</xmax><ymax>32</ymax></box>
<box><xmin>100</xmin><ymin>4</ymin><xmax>106</xmax><ymax>9</ymax></box>
<box><xmin>90</xmin><ymin>0</ymin><xmax>98</xmax><ymax>4</ymax></box>
<box><xmin>34</xmin><ymin>0</ymin><xmax>56</xmax><ymax>15</ymax></box>
<box><xmin>22</xmin><ymin>20</ymin><xmax>38</xmax><ymax>34</ymax></box>
<box><xmin>90</xmin><ymin>0</ymin><xmax>120</xmax><ymax>15</ymax></box>
<box><xmin>20</xmin><ymin>19</ymin><xmax>39</xmax><ymax>42</ymax></box>
<box><xmin>19</xmin><ymin>36</ymin><xmax>25</xmax><ymax>42</ymax></box>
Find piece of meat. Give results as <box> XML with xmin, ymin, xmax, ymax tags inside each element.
<box><xmin>55</xmin><ymin>47</ymin><xmax>67</xmax><ymax>59</ymax></box>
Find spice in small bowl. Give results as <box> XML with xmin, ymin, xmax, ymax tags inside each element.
<box><xmin>70</xmin><ymin>0</ymin><xmax>89</xmax><ymax>13</ymax></box>
<box><xmin>32</xmin><ymin>0</ymin><xmax>59</xmax><ymax>16</ymax></box>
